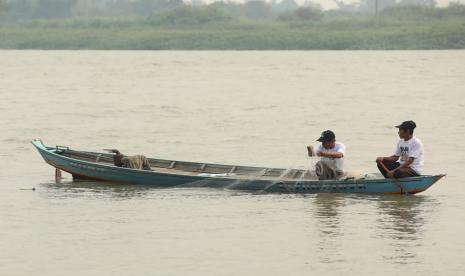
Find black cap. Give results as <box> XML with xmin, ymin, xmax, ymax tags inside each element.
<box><xmin>395</xmin><ymin>120</ymin><xmax>416</xmax><ymax>130</ymax></box>
<box><xmin>317</xmin><ymin>130</ymin><xmax>336</xmax><ymax>142</ymax></box>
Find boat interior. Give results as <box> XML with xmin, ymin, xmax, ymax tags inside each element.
<box><xmin>56</xmin><ymin>146</ymin><xmax>316</xmax><ymax>180</ymax></box>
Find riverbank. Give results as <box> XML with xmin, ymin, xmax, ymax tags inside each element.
<box><xmin>1</xmin><ymin>17</ymin><xmax>464</xmax><ymax>50</ymax></box>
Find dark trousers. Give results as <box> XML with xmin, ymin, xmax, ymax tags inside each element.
<box><xmin>377</xmin><ymin>159</ymin><xmax>419</xmax><ymax>178</ymax></box>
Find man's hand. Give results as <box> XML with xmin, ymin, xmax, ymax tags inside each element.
<box><xmin>387</xmin><ymin>170</ymin><xmax>395</xmax><ymax>178</ymax></box>
<box><xmin>376</xmin><ymin>157</ymin><xmax>384</xmax><ymax>163</ymax></box>
<box><xmin>307</xmin><ymin>145</ymin><xmax>314</xmax><ymax>157</ymax></box>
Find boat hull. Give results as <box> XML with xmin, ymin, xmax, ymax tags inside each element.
<box><xmin>32</xmin><ymin>140</ymin><xmax>444</xmax><ymax>194</ymax></box>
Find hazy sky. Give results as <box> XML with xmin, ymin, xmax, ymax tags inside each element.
<box><xmin>303</xmin><ymin>0</ymin><xmax>464</xmax><ymax>9</ymax></box>
<box><xmin>201</xmin><ymin>0</ymin><xmax>465</xmax><ymax>10</ymax></box>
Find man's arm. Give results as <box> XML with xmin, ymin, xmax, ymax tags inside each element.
<box><xmin>387</xmin><ymin>157</ymin><xmax>414</xmax><ymax>177</ymax></box>
<box><xmin>307</xmin><ymin>145</ymin><xmax>315</xmax><ymax>157</ymax></box>
<box><xmin>394</xmin><ymin>157</ymin><xmax>414</xmax><ymax>170</ymax></box>
<box><xmin>318</xmin><ymin>151</ymin><xmax>344</xmax><ymax>158</ymax></box>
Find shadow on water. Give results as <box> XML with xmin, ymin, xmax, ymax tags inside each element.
<box><xmin>305</xmin><ymin>193</ymin><xmax>439</xmax><ymax>265</ymax></box>
<box><xmin>41</xmin><ymin>168</ymin><xmax>293</xmax><ymax>197</ymax></box>
<box><xmin>42</xmin><ymin>178</ymin><xmax>440</xmax><ymax>266</ymax></box>
<box><xmin>40</xmin><ymin>179</ymin><xmax>162</xmax><ymax>200</ymax></box>
<box><xmin>39</xmin><ymin>177</ymin><xmax>251</xmax><ymax>200</ymax></box>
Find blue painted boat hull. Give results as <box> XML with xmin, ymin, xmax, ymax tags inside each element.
<box><xmin>32</xmin><ymin>140</ymin><xmax>445</xmax><ymax>194</ymax></box>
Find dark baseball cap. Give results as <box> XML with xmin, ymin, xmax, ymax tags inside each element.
<box><xmin>395</xmin><ymin>120</ymin><xmax>417</xmax><ymax>130</ymax></box>
<box><xmin>317</xmin><ymin>130</ymin><xmax>336</xmax><ymax>142</ymax></box>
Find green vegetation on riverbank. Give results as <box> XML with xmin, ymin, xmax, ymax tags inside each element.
<box><xmin>1</xmin><ymin>3</ymin><xmax>464</xmax><ymax>50</ymax></box>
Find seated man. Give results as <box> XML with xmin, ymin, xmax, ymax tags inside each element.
<box><xmin>376</xmin><ymin>120</ymin><xmax>423</xmax><ymax>178</ymax></box>
<box><xmin>109</xmin><ymin>149</ymin><xmax>151</xmax><ymax>171</ymax></box>
<box><xmin>307</xmin><ymin>130</ymin><xmax>346</xmax><ymax>180</ymax></box>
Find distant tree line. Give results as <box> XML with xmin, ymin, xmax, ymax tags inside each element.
<box><xmin>0</xmin><ymin>0</ymin><xmax>464</xmax><ymax>25</ymax></box>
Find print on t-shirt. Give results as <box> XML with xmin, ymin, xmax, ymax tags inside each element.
<box><xmin>400</xmin><ymin>146</ymin><xmax>409</xmax><ymax>161</ymax></box>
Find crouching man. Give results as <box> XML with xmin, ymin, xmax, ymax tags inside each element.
<box><xmin>307</xmin><ymin>130</ymin><xmax>346</xmax><ymax>180</ymax></box>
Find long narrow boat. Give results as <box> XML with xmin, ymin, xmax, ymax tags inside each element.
<box><xmin>32</xmin><ymin>139</ymin><xmax>444</xmax><ymax>194</ymax></box>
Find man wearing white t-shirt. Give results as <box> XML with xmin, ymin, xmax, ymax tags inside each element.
<box><xmin>307</xmin><ymin>130</ymin><xmax>346</xmax><ymax>180</ymax></box>
<box><xmin>376</xmin><ymin>121</ymin><xmax>424</xmax><ymax>178</ymax></box>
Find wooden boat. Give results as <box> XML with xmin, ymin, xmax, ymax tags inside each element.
<box><xmin>32</xmin><ymin>139</ymin><xmax>445</xmax><ymax>195</ymax></box>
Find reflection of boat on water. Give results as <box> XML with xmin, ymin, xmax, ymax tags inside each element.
<box><xmin>309</xmin><ymin>194</ymin><xmax>436</xmax><ymax>265</ymax></box>
<box><xmin>374</xmin><ymin>195</ymin><xmax>438</xmax><ymax>265</ymax></box>
<box><xmin>32</xmin><ymin>139</ymin><xmax>445</xmax><ymax>194</ymax></box>
<box><xmin>377</xmin><ymin>196</ymin><xmax>434</xmax><ymax>238</ymax></box>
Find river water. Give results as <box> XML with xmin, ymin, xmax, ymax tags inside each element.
<box><xmin>1</xmin><ymin>50</ymin><xmax>464</xmax><ymax>275</ymax></box>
